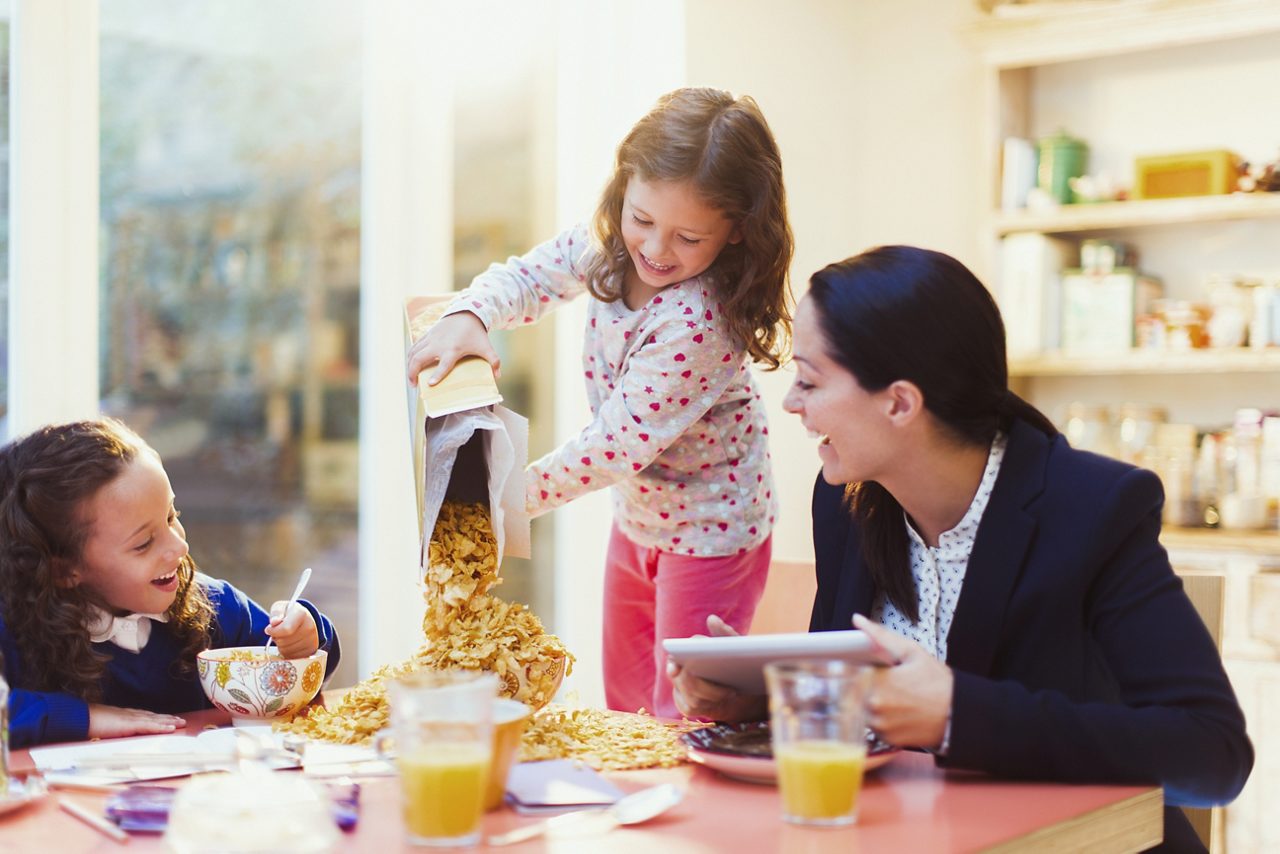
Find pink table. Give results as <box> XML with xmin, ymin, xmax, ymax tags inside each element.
<box><xmin>4</xmin><ymin>708</ymin><xmax>1162</xmax><ymax>852</ymax></box>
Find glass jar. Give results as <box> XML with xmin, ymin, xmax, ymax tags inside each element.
<box><xmin>1064</xmin><ymin>403</ymin><xmax>1114</xmax><ymax>457</ymax></box>
<box><xmin>1205</xmin><ymin>274</ymin><xmax>1249</xmax><ymax>348</ymax></box>
<box><xmin>1160</xmin><ymin>300</ymin><xmax>1209</xmax><ymax>350</ymax></box>
<box><xmin>1115</xmin><ymin>404</ymin><xmax>1167</xmax><ymax>466</ymax></box>
<box><xmin>1150</xmin><ymin>423</ymin><xmax>1202</xmax><ymax>527</ymax></box>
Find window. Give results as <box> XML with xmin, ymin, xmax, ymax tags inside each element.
<box><xmin>99</xmin><ymin>1</ymin><xmax>361</xmax><ymax>685</ymax></box>
<box><xmin>0</xmin><ymin>1</ymin><xmax>10</xmax><ymax>435</ymax></box>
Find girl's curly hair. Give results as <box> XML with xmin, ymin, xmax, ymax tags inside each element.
<box><xmin>583</xmin><ymin>87</ymin><xmax>794</xmax><ymax>369</ymax></box>
<box><xmin>0</xmin><ymin>418</ymin><xmax>213</xmax><ymax>701</ymax></box>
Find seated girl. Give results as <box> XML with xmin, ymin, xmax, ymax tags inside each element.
<box><xmin>670</xmin><ymin>246</ymin><xmax>1252</xmax><ymax>852</ymax></box>
<box><xmin>0</xmin><ymin>418</ymin><xmax>341</xmax><ymax>747</ymax></box>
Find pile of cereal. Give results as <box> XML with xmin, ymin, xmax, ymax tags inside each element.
<box><xmin>280</xmin><ymin>500</ymin><xmax>697</xmax><ymax>771</ymax></box>
<box><xmin>521</xmin><ymin>706</ymin><xmax>697</xmax><ymax>771</ymax></box>
<box><xmin>278</xmin><ymin>501</ymin><xmax>572</xmax><ymax>746</ymax></box>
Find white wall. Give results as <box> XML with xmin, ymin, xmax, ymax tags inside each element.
<box><xmin>683</xmin><ymin>0</ymin><xmax>987</xmax><ymax>561</ymax></box>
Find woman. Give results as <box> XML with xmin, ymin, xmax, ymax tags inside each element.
<box><xmin>671</xmin><ymin>246</ymin><xmax>1252</xmax><ymax>852</ymax></box>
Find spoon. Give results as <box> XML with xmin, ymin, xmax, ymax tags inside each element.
<box><xmin>264</xmin><ymin>567</ymin><xmax>312</xmax><ymax>650</ymax></box>
<box><xmin>487</xmin><ymin>783</ymin><xmax>684</xmax><ymax>846</ymax></box>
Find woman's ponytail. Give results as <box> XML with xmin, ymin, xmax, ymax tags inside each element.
<box><xmin>998</xmin><ymin>388</ymin><xmax>1058</xmax><ymax>438</ymax></box>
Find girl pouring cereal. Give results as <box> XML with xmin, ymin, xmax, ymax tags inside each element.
<box><xmin>407</xmin><ymin>87</ymin><xmax>793</xmax><ymax>718</ymax></box>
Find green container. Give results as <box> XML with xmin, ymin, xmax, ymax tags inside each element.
<box><xmin>1037</xmin><ymin>131</ymin><xmax>1088</xmax><ymax>204</ymax></box>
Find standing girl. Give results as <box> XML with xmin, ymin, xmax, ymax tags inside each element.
<box><xmin>0</xmin><ymin>419</ymin><xmax>342</xmax><ymax>747</ymax></box>
<box><xmin>407</xmin><ymin>87</ymin><xmax>793</xmax><ymax>717</ymax></box>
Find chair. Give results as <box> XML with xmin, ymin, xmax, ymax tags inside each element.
<box><xmin>1178</xmin><ymin>572</ymin><xmax>1227</xmax><ymax>854</ymax></box>
<box><xmin>750</xmin><ymin>559</ymin><xmax>816</xmax><ymax>635</ymax></box>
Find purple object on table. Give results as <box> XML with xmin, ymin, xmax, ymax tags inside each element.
<box><xmin>105</xmin><ymin>780</ymin><xmax>361</xmax><ymax>832</ymax></box>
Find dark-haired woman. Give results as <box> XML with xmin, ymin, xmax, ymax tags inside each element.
<box><xmin>671</xmin><ymin>246</ymin><xmax>1252</xmax><ymax>852</ymax></box>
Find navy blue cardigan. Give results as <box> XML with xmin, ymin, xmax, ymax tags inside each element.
<box><xmin>810</xmin><ymin>419</ymin><xmax>1252</xmax><ymax>852</ymax></box>
<box><xmin>2</xmin><ymin>574</ymin><xmax>341</xmax><ymax>747</ymax></box>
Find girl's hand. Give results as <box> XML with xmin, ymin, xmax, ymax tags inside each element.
<box><xmin>88</xmin><ymin>704</ymin><xmax>186</xmax><ymax>739</ymax></box>
<box><xmin>264</xmin><ymin>601</ymin><xmax>321</xmax><ymax>659</ymax></box>
<box><xmin>852</xmin><ymin>613</ymin><xmax>953</xmax><ymax>750</ymax></box>
<box><xmin>669</xmin><ymin>615</ymin><xmax>768</xmax><ymax>722</ymax></box>
<box><xmin>406</xmin><ymin>311</ymin><xmax>501</xmax><ymax>387</ymax></box>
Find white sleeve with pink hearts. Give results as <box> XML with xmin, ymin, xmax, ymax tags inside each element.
<box><xmin>441</xmin><ymin>224</ymin><xmax>594</xmax><ymax>330</ymax></box>
<box><xmin>526</xmin><ymin>277</ymin><xmax>776</xmax><ymax>557</ymax></box>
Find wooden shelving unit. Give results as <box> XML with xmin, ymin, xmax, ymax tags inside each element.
<box><xmin>994</xmin><ymin>192</ymin><xmax>1280</xmax><ymax>236</ymax></box>
<box><xmin>1009</xmin><ymin>349</ymin><xmax>1280</xmax><ymax>378</ymax></box>
<box><xmin>967</xmin><ymin>0</ymin><xmax>1280</xmax><ymax>69</ymax></box>
<box><xmin>1161</xmin><ymin>526</ymin><xmax>1280</xmax><ymax>557</ymax></box>
<box><xmin>972</xmin><ymin>7</ymin><xmax>1280</xmax><ymax>847</ymax></box>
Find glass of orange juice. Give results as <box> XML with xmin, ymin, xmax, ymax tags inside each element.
<box><xmin>387</xmin><ymin>671</ymin><xmax>497</xmax><ymax>847</ymax></box>
<box><xmin>764</xmin><ymin>660</ymin><xmax>871</xmax><ymax>827</ymax></box>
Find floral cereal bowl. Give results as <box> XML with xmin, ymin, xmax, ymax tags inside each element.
<box><xmin>197</xmin><ymin>646</ymin><xmax>327</xmax><ymax>720</ymax></box>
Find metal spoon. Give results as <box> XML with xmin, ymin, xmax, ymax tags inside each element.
<box><xmin>487</xmin><ymin>783</ymin><xmax>684</xmax><ymax>846</ymax></box>
<box><xmin>264</xmin><ymin>566</ymin><xmax>311</xmax><ymax>650</ymax></box>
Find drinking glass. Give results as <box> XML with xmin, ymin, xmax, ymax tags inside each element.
<box><xmin>388</xmin><ymin>671</ymin><xmax>497</xmax><ymax>847</ymax></box>
<box><xmin>765</xmin><ymin>660</ymin><xmax>871</xmax><ymax>827</ymax></box>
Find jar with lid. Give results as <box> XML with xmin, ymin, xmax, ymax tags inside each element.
<box><xmin>1160</xmin><ymin>300</ymin><xmax>1210</xmax><ymax>350</ymax></box>
<box><xmin>1115</xmin><ymin>404</ymin><xmax>1167</xmax><ymax>466</ymax></box>
<box><xmin>1064</xmin><ymin>403</ymin><xmax>1114</xmax><ymax>457</ymax></box>
<box><xmin>1152</xmin><ymin>423</ymin><xmax>1201</xmax><ymax>527</ymax></box>
<box><xmin>1246</xmin><ymin>277</ymin><xmax>1278</xmax><ymax>350</ymax></box>
<box><xmin>1205</xmin><ymin>274</ymin><xmax>1249</xmax><ymax>349</ymax></box>
<box><xmin>1204</xmin><ymin>411</ymin><xmax>1269</xmax><ymax>530</ymax></box>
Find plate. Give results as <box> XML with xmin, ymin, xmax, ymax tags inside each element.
<box><xmin>682</xmin><ymin>722</ymin><xmax>897</xmax><ymax>785</ymax></box>
<box><xmin>0</xmin><ymin>777</ymin><xmax>49</xmax><ymax>817</ymax></box>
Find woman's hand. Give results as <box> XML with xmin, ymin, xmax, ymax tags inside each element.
<box><xmin>406</xmin><ymin>311</ymin><xmax>501</xmax><ymax>387</ymax></box>
<box><xmin>853</xmin><ymin>613</ymin><xmax>954</xmax><ymax>750</ymax></box>
<box><xmin>265</xmin><ymin>602</ymin><xmax>321</xmax><ymax>659</ymax></box>
<box><xmin>669</xmin><ymin>615</ymin><xmax>768</xmax><ymax>722</ymax></box>
<box><xmin>88</xmin><ymin>704</ymin><xmax>186</xmax><ymax>739</ymax></box>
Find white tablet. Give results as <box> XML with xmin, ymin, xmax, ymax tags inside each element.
<box><xmin>662</xmin><ymin>630</ymin><xmax>893</xmax><ymax>694</ymax></box>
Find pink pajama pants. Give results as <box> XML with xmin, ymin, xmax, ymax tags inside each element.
<box><xmin>602</xmin><ymin>522</ymin><xmax>772</xmax><ymax>719</ymax></box>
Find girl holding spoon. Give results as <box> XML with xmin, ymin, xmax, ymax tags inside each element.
<box><xmin>0</xmin><ymin>418</ymin><xmax>341</xmax><ymax>747</ymax></box>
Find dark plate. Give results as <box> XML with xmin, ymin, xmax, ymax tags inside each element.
<box><xmin>682</xmin><ymin>721</ymin><xmax>893</xmax><ymax>760</ymax></box>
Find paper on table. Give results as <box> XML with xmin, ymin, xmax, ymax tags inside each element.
<box><xmin>504</xmin><ymin>759</ymin><xmax>625</xmax><ymax>815</ymax></box>
<box><xmin>301</xmin><ymin>742</ymin><xmax>395</xmax><ymax>778</ymax></box>
<box><xmin>31</xmin><ymin>726</ymin><xmax>297</xmax><ymax>785</ymax></box>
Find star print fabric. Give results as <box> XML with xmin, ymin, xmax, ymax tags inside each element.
<box><xmin>442</xmin><ymin>224</ymin><xmax>775</xmax><ymax>556</ymax></box>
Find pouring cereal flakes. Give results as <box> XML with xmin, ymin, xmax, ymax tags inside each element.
<box><xmin>278</xmin><ymin>501</ymin><xmax>573</xmax><ymax>746</ymax></box>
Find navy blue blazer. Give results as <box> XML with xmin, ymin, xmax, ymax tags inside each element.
<box><xmin>809</xmin><ymin>419</ymin><xmax>1252</xmax><ymax>852</ymax></box>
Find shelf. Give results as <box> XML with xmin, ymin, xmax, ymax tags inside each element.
<box><xmin>1162</xmin><ymin>526</ymin><xmax>1280</xmax><ymax>557</ymax></box>
<box><xmin>1009</xmin><ymin>349</ymin><xmax>1280</xmax><ymax>377</ymax></box>
<box><xmin>993</xmin><ymin>193</ymin><xmax>1280</xmax><ymax>236</ymax></box>
<box><xmin>968</xmin><ymin>0</ymin><xmax>1280</xmax><ymax>69</ymax></box>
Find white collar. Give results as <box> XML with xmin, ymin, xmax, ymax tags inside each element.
<box><xmin>86</xmin><ymin>605</ymin><xmax>170</xmax><ymax>653</ymax></box>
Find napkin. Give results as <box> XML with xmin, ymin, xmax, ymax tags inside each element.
<box><xmin>504</xmin><ymin>760</ymin><xmax>624</xmax><ymax>814</ymax></box>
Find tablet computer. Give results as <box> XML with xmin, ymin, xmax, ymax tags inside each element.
<box><xmin>662</xmin><ymin>630</ymin><xmax>892</xmax><ymax>694</ymax></box>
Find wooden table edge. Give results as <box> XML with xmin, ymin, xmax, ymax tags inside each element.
<box><xmin>982</xmin><ymin>786</ymin><xmax>1164</xmax><ymax>853</ymax></box>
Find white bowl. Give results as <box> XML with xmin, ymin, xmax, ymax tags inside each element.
<box><xmin>196</xmin><ymin>646</ymin><xmax>327</xmax><ymax>721</ymax></box>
